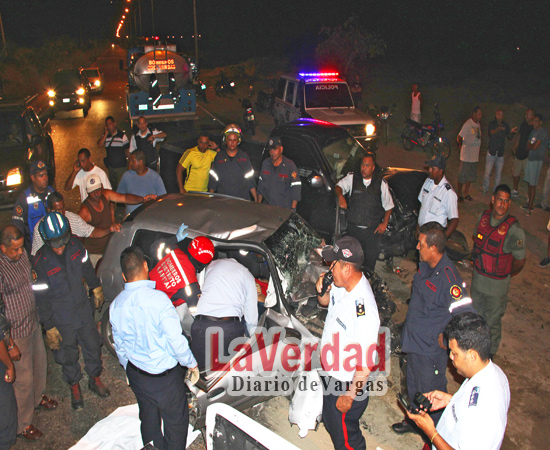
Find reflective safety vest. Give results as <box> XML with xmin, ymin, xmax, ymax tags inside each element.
<box><xmin>473</xmin><ymin>210</ymin><xmax>517</xmax><ymax>279</ymax></box>
<box><xmin>25</xmin><ymin>187</ymin><xmax>50</xmax><ymax>244</ymax></box>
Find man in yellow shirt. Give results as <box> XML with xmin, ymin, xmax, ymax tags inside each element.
<box><xmin>176</xmin><ymin>135</ymin><xmax>220</xmax><ymax>193</ymax></box>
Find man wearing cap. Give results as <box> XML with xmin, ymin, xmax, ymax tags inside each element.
<box><xmin>11</xmin><ymin>160</ymin><xmax>54</xmax><ymax>254</ymax></box>
<box><xmin>316</xmin><ymin>236</ymin><xmax>380</xmax><ymax>450</ymax></box>
<box><xmin>64</xmin><ymin>148</ymin><xmax>111</xmax><ymax>203</ymax></box>
<box><xmin>208</xmin><ymin>124</ymin><xmax>257</xmax><ymax>201</ymax></box>
<box><xmin>79</xmin><ymin>174</ymin><xmax>156</xmax><ymax>266</ymax></box>
<box><xmin>392</xmin><ymin>222</ymin><xmax>474</xmax><ymax>438</ymax></box>
<box><xmin>257</xmin><ymin>136</ymin><xmax>301</xmax><ymax>210</ymax></box>
<box><xmin>418</xmin><ymin>155</ymin><xmax>459</xmax><ymax>238</ymax></box>
<box><xmin>336</xmin><ymin>153</ymin><xmax>394</xmax><ymax>271</ymax></box>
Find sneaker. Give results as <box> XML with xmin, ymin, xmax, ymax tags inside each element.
<box><xmin>88</xmin><ymin>376</ymin><xmax>110</xmax><ymax>398</ymax></box>
<box><xmin>511</xmin><ymin>190</ymin><xmax>519</xmax><ymax>197</ymax></box>
<box><xmin>540</xmin><ymin>257</ymin><xmax>550</xmax><ymax>267</ymax></box>
<box><xmin>70</xmin><ymin>383</ymin><xmax>84</xmax><ymax>410</ymax></box>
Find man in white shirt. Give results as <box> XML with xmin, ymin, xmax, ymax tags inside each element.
<box><xmin>406</xmin><ymin>312</ymin><xmax>510</xmax><ymax>450</ymax></box>
<box><xmin>418</xmin><ymin>155</ymin><xmax>459</xmax><ymax>238</ymax></box>
<box><xmin>457</xmin><ymin>107</ymin><xmax>482</xmax><ymax>202</ymax></box>
<box><xmin>64</xmin><ymin>148</ymin><xmax>111</xmax><ymax>202</ymax></box>
<box><xmin>129</xmin><ymin>116</ymin><xmax>167</xmax><ymax>171</ymax></box>
<box><xmin>316</xmin><ymin>236</ymin><xmax>380</xmax><ymax>450</ymax></box>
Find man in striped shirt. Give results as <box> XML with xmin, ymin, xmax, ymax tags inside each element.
<box><xmin>31</xmin><ymin>191</ymin><xmax>120</xmax><ymax>257</ymax></box>
<box><xmin>97</xmin><ymin>116</ymin><xmax>130</xmax><ymax>190</ymax></box>
<box><xmin>0</xmin><ymin>225</ymin><xmax>57</xmax><ymax>441</ymax></box>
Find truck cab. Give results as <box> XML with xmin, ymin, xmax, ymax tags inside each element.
<box><xmin>273</xmin><ymin>72</ymin><xmax>378</xmax><ymax>151</ymax></box>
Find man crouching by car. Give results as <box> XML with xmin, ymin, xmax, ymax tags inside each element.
<box><xmin>110</xmin><ymin>246</ymin><xmax>199</xmax><ymax>450</ymax></box>
<box><xmin>316</xmin><ymin>236</ymin><xmax>380</xmax><ymax>450</ymax></box>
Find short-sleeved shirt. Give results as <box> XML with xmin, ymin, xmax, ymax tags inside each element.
<box><xmin>208</xmin><ymin>148</ymin><xmax>256</xmax><ymax>200</ymax></box>
<box><xmin>401</xmin><ymin>252</ymin><xmax>474</xmax><ymax>355</ymax></box>
<box><xmin>336</xmin><ymin>173</ymin><xmax>394</xmax><ymax>210</ymax></box>
<box><xmin>515</xmin><ymin>120</ymin><xmax>534</xmax><ymax>160</ymax></box>
<box><xmin>129</xmin><ymin>128</ymin><xmax>164</xmax><ymax>152</ymax></box>
<box><xmin>321</xmin><ymin>274</ymin><xmax>380</xmax><ymax>382</ymax></box>
<box><xmin>179</xmin><ymin>147</ymin><xmax>217</xmax><ymax>192</ymax></box>
<box><xmin>73</xmin><ymin>166</ymin><xmax>112</xmax><ymax>203</ymax></box>
<box><xmin>471</xmin><ymin>213</ymin><xmax>525</xmax><ymax>296</ymax></box>
<box><xmin>459</xmin><ymin>118</ymin><xmax>482</xmax><ymax>162</ymax></box>
<box><xmin>436</xmin><ymin>361</ymin><xmax>510</xmax><ymax>450</ymax></box>
<box><xmin>527</xmin><ymin>127</ymin><xmax>549</xmax><ymax>161</ymax></box>
<box><xmin>487</xmin><ymin>120</ymin><xmax>511</xmax><ymax>157</ymax></box>
<box><xmin>103</xmin><ymin>130</ymin><xmax>130</xmax><ymax>168</ymax></box>
<box><xmin>418</xmin><ymin>175</ymin><xmax>458</xmax><ymax>227</ymax></box>
<box><xmin>258</xmin><ymin>156</ymin><xmax>302</xmax><ymax>209</ymax></box>
<box><xmin>117</xmin><ymin>168</ymin><xmax>167</xmax><ymax>214</ymax></box>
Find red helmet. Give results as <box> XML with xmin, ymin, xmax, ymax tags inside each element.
<box><xmin>188</xmin><ymin>236</ymin><xmax>215</xmax><ymax>264</ymax></box>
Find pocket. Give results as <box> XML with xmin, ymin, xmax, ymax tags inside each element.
<box><xmin>428</xmin><ymin>197</ymin><xmax>443</xmax><ymax>215</ymax></box>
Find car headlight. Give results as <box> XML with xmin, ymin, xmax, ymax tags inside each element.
<box><xmin>94</xmin><ymin>80</ymin><xmax>101</xmax><ymax>86</ymax></box>
<box><xmin>76</xmin><ymin>88</ymin><xmax>85</xmax><ymax>95</ymax></box>
<box><xmin>6</xmin><ymin>168</ymin><xmax>22</xmax><ymax>186</ymax></box>
<box><xmin>366</xmin><ymin>124</ymin><xmax>376</xmax><ymax>136</ymax></box>
<box><xmin>47</xmin><ymin>90</ymin><xmax>55</xmax><ymax>97</ymax></box>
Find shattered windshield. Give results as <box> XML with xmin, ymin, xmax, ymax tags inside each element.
<box><xmin>264</xmin><ymin>214</ymin><xmax>322</xmax><ymax>295</ymax></box>
<box><xmin>321</xmin><ymin>133</ymin><xmax>368</xmax><ymax>179</ymax></box>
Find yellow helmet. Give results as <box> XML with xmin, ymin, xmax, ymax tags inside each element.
<box><xmin>222</xmin><ymin>123</ymin><xmax>242</xmax><ymax>144</ymax></box>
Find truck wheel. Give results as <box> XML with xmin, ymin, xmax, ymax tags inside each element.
<box><xmin>100</xmin><ymin>307</ymin><xmax>117</xmax><ymax>356</ymax></box>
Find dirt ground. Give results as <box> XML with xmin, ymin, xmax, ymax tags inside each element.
<box><xmin>6</xmin><ymin>57</ymin><xmax>550</xmax><ymax>449</ymax></box>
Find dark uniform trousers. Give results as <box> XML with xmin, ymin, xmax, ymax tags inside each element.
<box><xmin>322</xmin><ymin>376</ymin><xmax>370</xmax><ymax>450</ymax></box>
<box><xmin>126</xmin><ymin>363</ymin><xmax>189</xmax><ymax>450</ymax></box>
<box><xmin>0</xmin><ymin>370</ymin><xmax>17</xmax><ymax>450</ymax></box>
<box><xmin>347</xmin><ymin>223</ymin><xmax>380</xmax><ymax>272</ymax></box>
<box><xmin>190</xmin><ymin>318</ymin><xmax>245</xmax><ymax>371</ymax></box>
<box><xmin>406</xmin><ymin>352</ymin><xmax>448</xmax><ymax>426</ymax></box>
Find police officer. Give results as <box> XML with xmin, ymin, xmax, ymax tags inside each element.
<box><xmin>190</xmin><ymin>258</ymin><xmax>258</xmax><ymax>371</ymax></box>
<box><xmin>208</xmin><ymin>124</ymin><xmax>257</xmax><ymax>201</ymax></box>
<box><xmin>11</xmin><ymin>160</ymin><xmax>54</xmax><ymax>254</ymax></box>
<box><xmin>418</xmin><ymin>155</ymin><xmax>459</xmax><ymax>238</ymax></box>
<box><xmin>316</xmin><ymin>236</ymin><xmax>380</xmax><ymax>450</ymax></box>
<box><xmin>392</xmin><ymin>222</ymin><xmax>474</xmax><ymax>437</ymax></box>
<box><xmin>257</xmin><ymin>136</ymin><xmax>301</xmax><ymax>210</ymax></box>
<box><xmin>129</xmin><ymin>116</ymin><xmax>167</xmax><ymax>171</ymax></box>
<box><xmin>32</xmin><ymin>212</ymin><xmax>109</xmax><ymax>410</ymax></box>
<box><xmin>335</xmin><ymin>153</ymin><xmax>394</xmax><ymax>272</ymax></box>
<box><xmin>471</xmin><ymin>184</ymin><xmax>525</xmax><ymax>356</ymax></box>
<box><xmin>149</xmin><ymin>225</ymin><xmax>215</xmax><ymax>328</ymax></box>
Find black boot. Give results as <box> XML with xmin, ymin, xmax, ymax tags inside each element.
<box><xmin>88</xmin><ymin>376</ymin><xmax>110</xmax><ymax>398</ymax></box>
<box><xmin>392</xmin><ymin>419</ymin><xmax>415</xmax><ymax>434</ymax></box>
<box><xmin>70</xmin><ymin>383</ymin><xmax>84</xmax><ymax>410</ymax></box>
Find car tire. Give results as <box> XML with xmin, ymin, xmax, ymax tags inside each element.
<box><xmin>402</xmin><ymin>137</ymin><xmax>414</xmax><ymax>151</ymax></box>
<box><xmin>432</xmin><ymin>140</ymin><xmax>451</xmax><ymax>160</ymax></box>
<box><xmin>100</xmin><ymin>307</ymin><xmax>117</xmax><ymax>356</ymax></box>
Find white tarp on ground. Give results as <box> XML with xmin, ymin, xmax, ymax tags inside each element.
<box><xmin>69</xmin><ymin>403</ymin><xmax>200</xmax><ymax>450</ymax></box>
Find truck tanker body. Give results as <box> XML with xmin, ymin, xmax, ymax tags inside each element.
<box><xmin>126</xmin><ymin>42</ymin><xmax>196</xmax><ymax>126</ymax></box>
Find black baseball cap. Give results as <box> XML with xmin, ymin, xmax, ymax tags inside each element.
<box><xmin>321</xmin><ymin>236</ymin><xmax>364</xmax><ymax>265</ymax></box>
<box><xmin>267</xmin><ymin>136</ymin><xmax>282</xmax><ymax>149</ymax></box>
<box><xmin>425</xmin><ymin>155</ymin><xmax>446</xmax><ymax>170</ymax></box>
<box><xmin>30</xmin><ymin>160</ymin><xmax>48</xmax><ymax>175</ymax></box>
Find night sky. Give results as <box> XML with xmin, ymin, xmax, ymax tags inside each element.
<box><xmin>2</xmin><ymin>0</ymin><xmax>548</xmax><ymax>69</ymax></box>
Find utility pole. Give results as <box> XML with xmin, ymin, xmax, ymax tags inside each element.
<box><xmin>139</xmin><ymin>0</ymin><xmax>143</xmax><ymax>36</ymax></box>
<box><xmin>193</xmin><ymin>0</ymin><xmax>199</xmax><ymax>63</ymax></box>
<box><xmin>151</xmin><ymin>0</ymin><xmax>155</xmax><ymax>35</ymax></box>
<box><xmin>0</xmin><ymin>9</ymin><xmax>6</xmax><ymax>57</ymax></box>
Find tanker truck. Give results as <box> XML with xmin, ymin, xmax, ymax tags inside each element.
<box><xmin>125</xmin><ymin>42</ymin><xmax>196</xmax><ymax>126</ymax></box>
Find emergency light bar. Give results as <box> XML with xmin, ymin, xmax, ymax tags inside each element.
<box><xmin>299</xmin><ymin>72</ymin><xmax>339</xmax><ymax>78</ymax></box>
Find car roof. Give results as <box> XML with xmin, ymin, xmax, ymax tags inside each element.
<box><xmin>129</xmin><ymin>193</ymin><xmax>292</xmax><ymax>243</ymax></box>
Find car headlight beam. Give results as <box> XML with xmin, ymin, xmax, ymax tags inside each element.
<box><xmin>6</xmin><ymin>168</ymin><xmax>23</xmax><ymax>186</ymax></box>
<box><xmin>76</xmin><ymin>88</ymin><xmax>85</xmax><ymax>96</ymax></box>
<box><xmin>94</xmin><ymin>80</ymin><xmax>101</xmax><ymax>86</ymax></box>
<box><xmin>47</xmin><ymin>90</ymin><xmax>55</xmax><ymax>98</ymax></box>
<box><xmin>366</xmin><ymin>124</ymin><xmax>376</xmax><ymax>136</ymax></box>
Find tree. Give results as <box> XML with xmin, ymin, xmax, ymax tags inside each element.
<box><xmin>315</xmin><ymin>16</ymin><xmax>385</xmax><ymax>77</ymax></box>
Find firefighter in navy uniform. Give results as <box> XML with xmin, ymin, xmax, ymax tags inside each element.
<box><xmin>11</xmin><ymin>160</ymin><xmax>54</xmax><ymax>254</ymax></box>
<box><xmin>471</xmin><ymin>184</ymin><xmax>525</xmax><ymax>356</ymax></box>
<box><xmin>208</xmin><ymin>124</ymin><xmax>257</xmax><ymax>201</ymax></box>
<box><xmin>392</xmin><ymin>222</ymin><xmax>475</xmax><ymax>439</ymax></box>
<box><xmin>32</xmin><ymin>212</ymin><xmax>110</xmax><ymax>410</ymax></box>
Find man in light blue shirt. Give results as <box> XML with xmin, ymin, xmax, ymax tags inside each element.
<box><xmin>191</xmin><ymin>258</ymin><xmax>258</xmax><ymax>371</ymax></box>
<box><xmin>110</xmin><ymin>246</ymin><xmax>198</xmax><ymax>450</ymax></box>
<box><xmin>117</xmin><ymin>150</ymin><xmax>167</xmax><ymax>215</ymax></box>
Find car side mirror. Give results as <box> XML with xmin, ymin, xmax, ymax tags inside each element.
<box><xmin>309</xmin><ymin>175</ymin><xmax>324</xmax><ymax>189</ymax></box>
<box><xmin>30</xmin><ymin>135</ymin><xmax>42</xmax><ymax>146</ymax></box>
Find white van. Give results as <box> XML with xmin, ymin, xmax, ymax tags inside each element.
<box><xmin>272</xmin><ymin>72</ymin><xmax>378</xmax><ymax>150</ymax></box>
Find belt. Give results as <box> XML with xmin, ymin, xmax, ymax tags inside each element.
<box><xmin>195</xmin><ymin>315</ymin><xmax>241</xmax><ymax>322</ymax></box>
<box><xmin>127</xmin><ymin>361</ymin><xmax>177</xmax><ymax>377</ymax></box>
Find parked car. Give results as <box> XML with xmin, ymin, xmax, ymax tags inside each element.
<box><xmin>97</xmin><ymin>192</ymin><xmax>396</xmax><ymax>427</ymax></box>
<box><xmin>80</xmin><ymin>67</ymin><xmax>104</xmax><ymax>94</ymax></box>
<box><xmin>0</xmin><ymin>99</ymin><xmax>55</xmax><ymax>209</ymax></box>
<box><xmin>47</xmin><ymin>69</ymin><xmax>92</xmax><ymax>117</ymax></box>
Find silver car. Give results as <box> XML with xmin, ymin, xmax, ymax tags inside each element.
<box><xmin>97</xmin><ymin>192</ymin><xmax>393</xmax><ymax>427</ymax></box>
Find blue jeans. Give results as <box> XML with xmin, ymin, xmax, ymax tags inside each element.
<box><xmin>483</xmin><ymin>153</ymin><xmax>504</xmax><ymax>193</ymax></box>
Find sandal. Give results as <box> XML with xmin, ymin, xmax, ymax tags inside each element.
<box><xmin>18</xmin><ymin>424</ymin><xmax>43</xmax><ymax>440</ymax></box>
<box><xmin>36</xmin><ymin>394</ymin><xmax>58</xmax><ymax>411</ymax></box>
